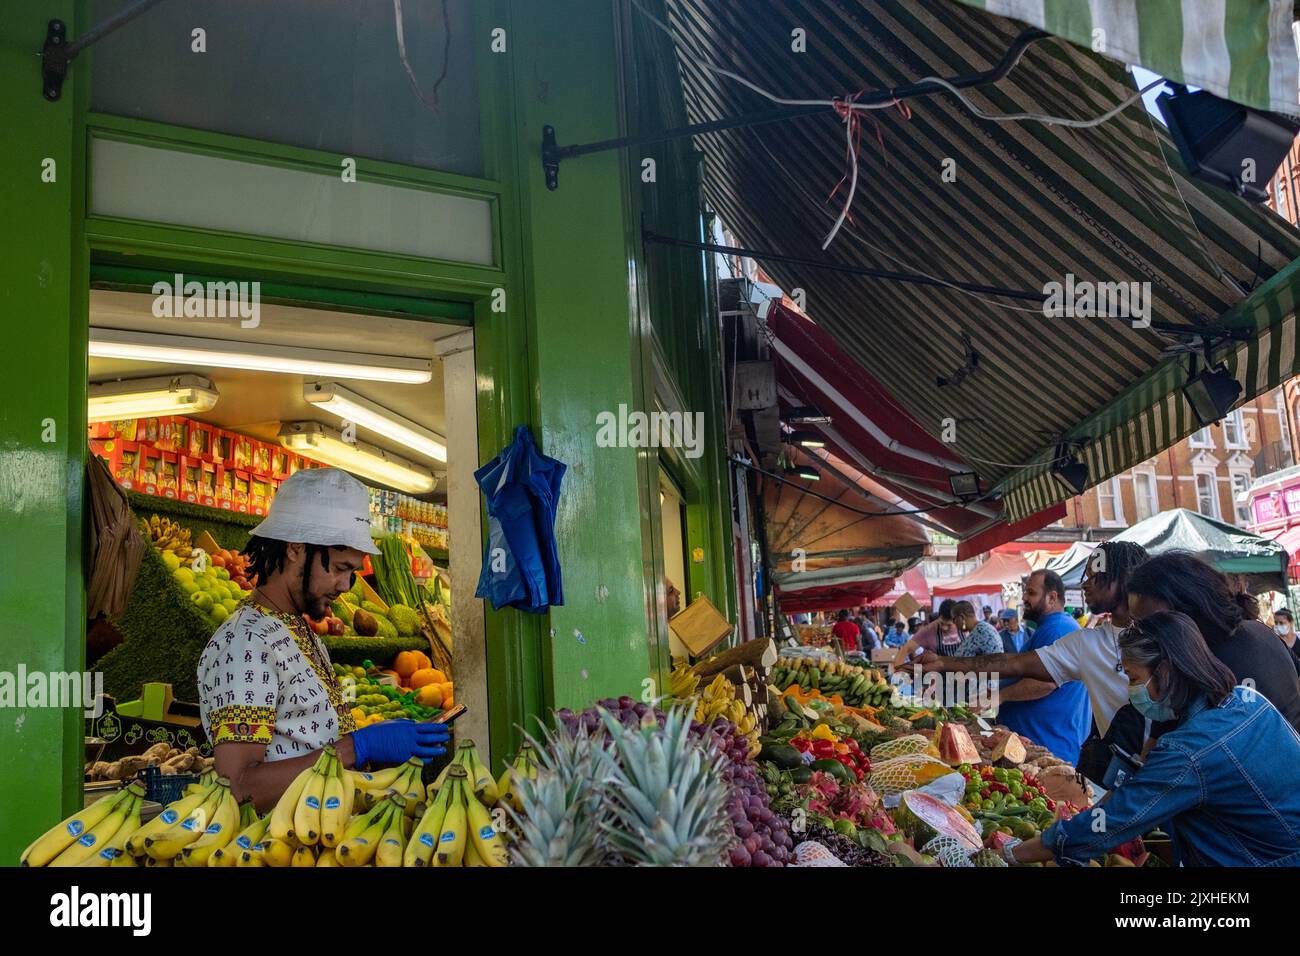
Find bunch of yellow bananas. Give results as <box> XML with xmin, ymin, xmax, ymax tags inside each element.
<box><xmin>694</xmin><ymin>672</ymin><xmax>739</xmax><ymax>723</ymax></box>
<box><xmin>404</xmin><ymin>764</ymin><xmax>508</xmax><ymax>867</ymax></box>
<box><xmin>494</xmin><ymin>743</ymin><xmax>539</xmax><ymax>814</ymax></box>
<box><xmin>140</xmin><ymin>514</ymin><xmax>192</xmax><ymax>559</ymax></box>
<box><xmin>670</xmin><ymin>661</ymin><xmax>700</xmax><ymax>698</ymax></box>
<box><xmin>20</xmin><ymin>781</ymin><xmax>149</xmax><ymax>867</ymax></box>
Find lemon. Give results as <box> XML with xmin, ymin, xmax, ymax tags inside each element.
<box><xmin>161</xmin><ymin>552</ymin><xmax>181</xmax><ymax>571</ymax></box>
<box><xmin>173</xmin><ymin>567</ymin><xmax>195</xmax><ymax>584</ymax></box>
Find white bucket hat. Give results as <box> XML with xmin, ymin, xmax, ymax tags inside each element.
<box><xmin>250</xmin><ymin>467</ymin><xmax>380</xmax><ymax>554</ymax></box>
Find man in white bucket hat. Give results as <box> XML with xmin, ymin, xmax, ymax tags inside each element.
<box><xmin>199</xmin><ymin>467</ymin><xmax>449</xmax><ymax>810</ymax></box>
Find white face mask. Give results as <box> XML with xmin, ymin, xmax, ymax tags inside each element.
<box><xmin>1276</xmin><ymin>624</ymin><xmax>1291</xmax><ymax>636</ymax></box>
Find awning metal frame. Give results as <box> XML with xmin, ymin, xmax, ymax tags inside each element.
<box><xmin>541</xmin><ymin>27</ymin><xmax>1048</xmax><ymax>190</ymax></box>
<box><xmin>41</xmin><ymin>0</ymin><xmax>170</xmax><ymax>101</ymax></box>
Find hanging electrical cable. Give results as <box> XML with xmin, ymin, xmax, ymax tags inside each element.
<box><xmin>393</xmin><ymin>0</ymin><xmax>452</xmax><ymax>111</ymax></box>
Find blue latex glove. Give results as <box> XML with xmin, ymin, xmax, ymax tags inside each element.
<box><xmin>351</xmin><ymin>719</ymin><xmax>450</xmax><ymax>768</ymax></box>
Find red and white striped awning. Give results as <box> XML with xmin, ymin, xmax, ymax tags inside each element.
<box><xmin>767</xmin><ymin>301</ymin><xmax>1064</xmax><ymax>555</ymax></box>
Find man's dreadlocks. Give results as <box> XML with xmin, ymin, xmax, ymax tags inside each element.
<box><xmin>242</xmin><ymin>535</ymin><xmax>337</xmax><ymax>596</ymax></box>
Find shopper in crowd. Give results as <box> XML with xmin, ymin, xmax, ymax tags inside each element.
<box><xmin>893</xmin><ymin>599</ymin><xmax>957</xmax><ymax>667</ymax></box>
<box><xmin>982</xmin><ymin>605</ymin><xmax>995</xmax><ymax>625</ymax></box>
<box><xmin>1006</xmin><ymin>610</ymin><xmax>1300</xmax><ymax>867</ymax></box>
<box><xmin>884</xmin><ymin>619</ymin><xmax>910</xmax><ymax>647</ymax></box>
<box><xmin>997</xmin><ymin>608</ymin><xmax>1025</xmax><ymax>653</ymax></box>
<box><xmin>856</xmin><ymin>611</ymin><xmax>880</xmax><ymax>651</ymax></box>
<box><xmin>920</xmin><ymin>548</ymin><xmax>1140</xmax><ymax>768</ymax></box>
<box><xmin>831</xmin><ymin>608</ymin><xmax>861</xmax><ymax>652</ymax></box>
<box><xmin>1274</xmin><ymin>608</ymin><xmax>1300</xmax><ymax>674</ymax></box>
<box><xmin>1125</xmin><ymin>552</ymin><xmax>1300</xmax><ymax>733</ymax></box>
<box><xmin>198</xmin><ymin>468</ymin><xmax>450</xmax><ymax>811</ymax></box>
<box><xmin>949</xmin><ymin>600</ymin><xmax>1003</xmax><ymax>657</ymax></box>
<box><xmin>665</xmin><ymin>575</ymin><xmax>682</xmax><ymax>619</ymax></box>
<box><xmin>978</xmin><ymin>570</ymin><xmax>1090</xmax><ymax>761</ymax></box>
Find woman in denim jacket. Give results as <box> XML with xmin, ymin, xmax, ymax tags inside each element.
<box><xmin>1005</xmin><ymin>611</ymin><xmax>1300</xmax><ymax>866</ymax></box>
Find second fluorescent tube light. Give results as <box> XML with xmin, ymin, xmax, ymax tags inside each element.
<box><xmin>88</xmin><ymin>374</ymin><xmax>219</xmax><ymax>422</ymax></box>
<box><xmin>279</xmin><ymin>421</ymin><xmax>437</xmax><ymax>494</ymax></box>
<box><xmin>89</xmin><ymin>328</ymin><xmax>433</xmax><ymax>384</ymax></box>
<box><xmin>304</xmin><ymin>381</ymin><xmax>447</xmax><ymax>463</ymax></box>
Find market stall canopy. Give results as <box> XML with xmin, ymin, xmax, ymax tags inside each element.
<box><xmin>932</xmin><ymin>549</ymin><xmax>1030</xmax><ymax>597</ymax></box>
<box><xmin>1050</xmin><ymin>509</ymin><xmax>1284</xmax><ymax>590</ymax></box>
<box><xmin>1264</xmin><ymin>526</ymin><xmax>1300</xmax><ymax>582</ymax></box>
<box><xmin>1045</xmin><ymin>540</ymin><xmax>1100</xmax><ymax>588</ymax></box>
<box><xmin>767</xmin><ymin>299</ymin><xmax>1064</xmax><ymax>547</ymax></box>
<box><xmin>1105</xmin><ymin>507</ymin><xmax>1289</xmax><ymax>592</ymax></box>
<box><xmin>953</xmin><ymin>0</ymin><xmax>1300</xmax><ymax>117</ymax></box>
<box><xmin>658</xmin><ymin>0</ymin><xmax>1300</xmax><ymax>525</ymax></box>
<box><xmin>763</xmin><ymin>451</ymin><xmax>931</xmax><ymax>613</ymax></box>
<box><xmin>867</xmin><ymin>567</ymin><xmax>931</xmax><ymax>608</ymax></box>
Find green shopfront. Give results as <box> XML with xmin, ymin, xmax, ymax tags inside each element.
<box><xmin>0</xmin><ymin>0</ymin><xmax>736</xmax><ymax>862</ymax></box>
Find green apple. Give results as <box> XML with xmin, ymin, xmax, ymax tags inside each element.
<box><xmin>210</xmin><ymin>604</ymin><xmax>230</xmax><ymax>624</ymax></box>
<box><xmin>221</xmin><ymin>598</ymin><xmax>239</xmax><ymax>615</ymax></box>
<box><xmin>191</xmin><ymin>591</ymin><xmax>214</xmax><ymax>613</ymax></box>
<box><xmin>179</xmin><ymin>580</ymin><xmax>200</xmax><ymax>596</ymax></box>
<box><xmin>173</xmin><ymin>567</ymin><xmax>195</xmax><ymax>584</ymax></box>
<box><xmin>214</xmin><ymin>567</ymin><xmax>231</xmax><ymax>581</ymax></box>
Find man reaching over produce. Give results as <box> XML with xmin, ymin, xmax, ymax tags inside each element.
<box><xmin>918</xmin><ymin>543</ymin><xmax>1147</xmax><ymax>777</ymax></box>
<box><xmin>198</xmin><ymin>467</ymin><xmax>449</xmax><ymax>811</ymax></box>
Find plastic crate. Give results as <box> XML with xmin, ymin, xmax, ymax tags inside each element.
<box><xmin>138</xmin><ymin>765</ymin><xmax>197</xmax><ymax>805</ymax></box>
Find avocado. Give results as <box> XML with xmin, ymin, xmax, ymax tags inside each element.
<box><xmin>810</xmin><ymin>758</ymin><xmax>854</xmax><ymax>784</ymax></box>
<box><xmin>758</xmin><ymin>742</ymin><xmax>804</xmax><ymax>771</ymax></box>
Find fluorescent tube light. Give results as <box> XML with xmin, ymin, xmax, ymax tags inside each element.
<box><xmin>303</xmin><ymin>381</ymin><xmax>447</xmax><ymax>463</ymax></box>
<box><xmin>279</xmin><ymin>422</ymin><xmax>437</xmax><ymax>494</ymax></box>
<box><xmin>88</xmin><ymin>374</ymin><xmax>219</xmax><ymax>422</ymax></box>
<box><xmin>89</xmin><ymin>328</ymin><xmax>432</xmax><ymax>384</ymax></box>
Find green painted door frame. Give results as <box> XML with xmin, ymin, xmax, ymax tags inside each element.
<box><xmin>0</xmin><ymin>0</ymin><xmax>737</xmax><ymax>863</ymax></box>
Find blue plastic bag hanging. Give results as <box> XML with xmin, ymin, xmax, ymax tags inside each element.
<box><xmin>474</xmin><ymin>425</ymin><xmax>566</xmax><ymax>613</ymax></box>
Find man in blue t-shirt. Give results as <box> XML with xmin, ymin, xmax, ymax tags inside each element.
<box><xmin>995</xmin><ymin>569</ymin><xmax>1091</xmax><ymax>763</ymax></box>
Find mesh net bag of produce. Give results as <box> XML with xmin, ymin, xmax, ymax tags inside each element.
<box><xmin>922</xmin><ymin>835</ymin><xmax>975</xmax><ymax>867</ymax></box>
<box><xmin>867</xmin><ymin>754</ymin><xmax>955</xmax><ymax>795</ymax></box>
<box><xmin>869</xmin><ymin>734</ymin><xmax>932</xmax><ymax>761</ymax></box>
<box><xmin>791</xmin><ymin>841</ymin><xmax>847</xmax><ymax>867</ymax></box>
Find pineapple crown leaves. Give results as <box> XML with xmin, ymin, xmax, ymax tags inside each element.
<box><xmin>507</xmin><ymin>719</ymin><xmax>616</xmax><ymax>867</ymax></box>
<box><xmin>598</xmin><ymin>704</ymin><xmax>731</xmax><ymax>866</ymax></box>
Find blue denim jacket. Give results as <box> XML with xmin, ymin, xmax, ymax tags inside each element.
<box><xmin>1041</xmin><ymin>687</ymin><xmax>1300</xmax><ymax>866</ymax></box>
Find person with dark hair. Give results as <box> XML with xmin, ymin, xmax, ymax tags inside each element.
<box><xmin>855</xmin><ymin>609</ymin><xmax>880</xmax><ymax>651</ymax></box>
<box><xmin>1126</xmin><ymin>552</ymin><xmax>1300</xmax><ymax>733</ymax></box>
<box><xmin>831</xmin><ymin>608</ymin><xmax>861</xmax><ymax>652</ymax></box>
<box><xmin>949</xmin><ymin>600</ymin><xmax>1003</xmax><ymax>657</ymax></box>
<box><xmin>923</xmin><ymin>542</ymin><xmax>1148</xmax><ymax>776</ymax></box>
<box><xmin>894</xmin><ymin>598</ymin><xmax>957</xmax><ymax>666</ymax></box>
<box><xmin>1004</xmin><ymin>611</ymin><xmax>1300</xmax><ymax>866</ymax></box>
<box><xmin>982</xmin><ymin>605</ymin><xmax>994</xmax><ymax>625</ymax></box>
<box><xmin>1274</xmin><ymin>607</ymin><xmax>1300</xmax><ymax>674</ymax></box>
<box><xmin>884</xmin><ymin>618</ymin><xmax>909</xmax><ymax>648</ymax></box>
<box><xmin>975</xmin><ymin>569</ymin><xmax>1092</xmax><ymax>761</ymax></box>
<box><xmin>197</xmin><ymin>468</ymin><xmax>450</xmax><ymax>811</ymax></box>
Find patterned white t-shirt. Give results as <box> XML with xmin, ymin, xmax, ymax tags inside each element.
<box><xmin>198</xmin><ymin>601</ymin><xmax>356</xmax><ymax>760</ymax></box>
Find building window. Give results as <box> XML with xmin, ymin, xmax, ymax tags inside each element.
<box><xmin>1097</xmin><ymin>478</ymin><xmax>1125</xmax><ymax>526</ymax></box>
<box><xmin>1279</xmin><ymin>390</ymin><xmax>1293</xmax><ymax>456</ymax></box>
<box><xmin>1278</xmin><ymin>178</ymin><xmax>1289</xmax><ymax>219</ymax></box>
<box><xmin>1230</xmin><ymin>471</ymin><xmax>1253</xmax><ymax>526</ymax></box>
<box><xmin>1222</xmin><ymin>410</ymin><xmax>1248</xmax><ymax>449</ymax></box>
<box><xmin>1133</xmin><ymin>470</ymin><xmax>1158</xmax><ymax>522</ymax></box>
<box><xmin>1195</xmin><ymin>471</ymin><xmax>1220</xmax><ymax>519</ymax></box>
<box><xmin>1189</xmin><ymin>427</ymin><xmax>1214</xmax><ymax>448</ymax></box>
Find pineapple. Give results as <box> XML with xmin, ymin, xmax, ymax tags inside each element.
<box><xmin>507</xmin><ymin>723</ymin><xmax>613</xmax><ymax>868</ymax></box>
<box><xmin>597</xmin><ymin>705</ymin><xmax>732</xmax><ymax>867</ymax></box>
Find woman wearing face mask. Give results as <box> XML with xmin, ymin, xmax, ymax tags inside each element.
<box><xmin>1274</xmin><ymin>609</ymin><xmax>1300</xmax><ymax>675</ymax></box>
<box><xmin>1003</xmin><ymin>611</ymin><xmax>1300</xmax><ymax>866</ymax></box>
<box><xmin>1125</xmin><ymin>553</ymin><xmax>1300</xmax><ymax>733</ymax></box>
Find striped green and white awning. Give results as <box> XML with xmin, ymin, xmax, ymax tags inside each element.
<box><xmin>1004</xmin><ymin>256</ymin><xmax>1300</xmax><ymax>519</ymax></box>
<box><xmin>956</xmin><ymin>0</ymin><xmax>1299</xmax><ymax>116</ymax></box>
<box><xmin>655</xmin><ymin>0</ymin><xmax>1300</xmax><ymax>529</ymax></box>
